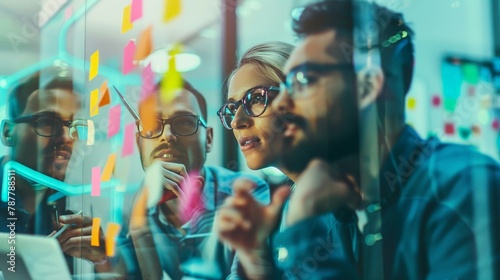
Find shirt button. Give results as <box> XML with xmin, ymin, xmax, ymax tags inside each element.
<box><xmin>277</xmin><ymin>247</ymin><xmax>288</xmax><ymax>262</ymax></box>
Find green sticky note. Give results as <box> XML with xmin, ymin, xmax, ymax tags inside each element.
<box><xmin>458</xmin><ymin>127</ymin><xmax>471</xmax><ymax>140</ymax></box>
<box><xmin>443</xmin><ymin>98</ymin><xmax>457</xmax><ymax>112</ymax></box>
<box><xmin>462</xmin><ymin>63</ymin><xmax>480</xmax><ymax>85</ymax></box>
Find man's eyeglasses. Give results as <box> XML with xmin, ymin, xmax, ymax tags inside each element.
<box><xmin>137</xmin><ymin>115</ymin><xmax>207</xmax><ymax>139</ymax></box>
<box><xmin>217</xmin><ymin>86</ymin><xmax>280</xmax><ymax>130</ymax></box>
<box><xmin>13</xmin><ymin>114</ymin><xmax>88</xmax><ymax>140</ymax></box>
<box><xmin>280</xmin><ymin>63</ymin><xmax>352</xmax><ymax>98</ymax></box>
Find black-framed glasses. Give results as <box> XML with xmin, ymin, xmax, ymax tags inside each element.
<box><xmin>280</xmin><ymin>63</ymin><xmax>353</xmax><ymax>98</ymax></box>
<box><xmin>13</xmin><ymin>113</ymin><xmax>87</xmax><ymax>140</ymax></box>
<box><xmin>137</xmin><ymin>115</ymin><xmax>207</xmax><ymax>139</ymax></box>
<box><xmin>216</xmin><ymin>86</ymin><xmax>280</xmax><ymax>130</ymax></box>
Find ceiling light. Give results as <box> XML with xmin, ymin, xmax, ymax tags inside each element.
<box><xmin>142</xmin><ymin>48</ymin><xmax>201</xmax><ymax>73</ymax></box>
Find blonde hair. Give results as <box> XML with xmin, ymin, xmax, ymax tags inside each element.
<box><xmin>224</xmin><ymin>41</ymin><xmax>294</xmax><ymax>99</ymax></box>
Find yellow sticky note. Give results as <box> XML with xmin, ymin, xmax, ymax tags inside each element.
<box><xmin>160</xmin><ymin>44</ymin><xmax>183</xmax><ymax>103</ymax></box>
<box><xmin>91</xmin><ymin>217</ymin><xmax>101</xmax><ymax>247</ymax></box>
<box><xmin>87</xmin><ymin>120</ymin><xmax>95</xmax><ymax>146</ymax></box>
<box><xmin>407</xmin><ymin>97</ymin><xmax>416</xmax><ymax>110</ymax></box>
<box><xmin>122</xmin><ymin>4</ymin><xmax>134</xmax><ymax>34</ymax></box>
<box><xmin>164</xmin><ymin>0</ymin><xmax>182</xmax><ymax>22</ymax></box>
<box><xmin>105</xmin><ymin>223</ymin><xmax>121</xmax><ymax>257</ymax></box>
<box><xmin>90</xmin><ymin>89</ymin><xmax>99</xmax><ymax>117</ymax></box>
<box><xmin>89</xmin><ymin>50</ymin><xmax>99</xmax><ymax>81</ymax></box>
<box><xmin>101</xmin><ymin>153</ymin><xmax>117</xmax><ymax>182</ymax></box>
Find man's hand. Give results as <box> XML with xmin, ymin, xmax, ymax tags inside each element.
<box><xmin>217</xmin><ymin>179</ymin><xmax>289</xmax><ymax>252</ymax></box>
<box><xmin>216</xmin><ymin>179</ymin><xmax>290</xmax><ymax>279</ymax></box>
<box><xmin>286</xmin><ymin>159</ymin><xmax>362</xmax><ymax>226</ymax></box>
<box><xmin>142</xmin><ymin>161</ymin><xmax>204</xmax><ymax>228</ymax></box>
<box><xmin>49</xmin><ymin>213</ymin><xmax>107</xmax><ymax>264</ymax></box>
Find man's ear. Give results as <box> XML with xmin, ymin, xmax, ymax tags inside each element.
<box><xmin>356</xmin><ymin>67</ymin><xmax>384</xmax><ymax>110</ymax></box>
<box><xmin>205</xmin><ymin>127</ymin><xmax>213</xmax><ymax>153</ymax></box>
<box><xmin>1</xmin><ymin>120</ymin><xmax>14</xmax><ymax>147</ymax></box>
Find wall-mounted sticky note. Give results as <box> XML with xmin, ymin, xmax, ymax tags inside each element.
<box><xmin>90</xmin><ymin>89</ymin><xmax>99</xmax><ymax>117</ymax></box>
<box><xmin>444</xmin><ymin>98</ymin><xmax>457</xmax><ymax>112</ymax></box>
<box><xmin>164</xmin><ymin>0</ymin><xmax>181</xmax><ymax>22</ymax></box>
<box><xmin>135</xmin><ymin>25</ymin><xmax>152</xmax><ymax>62</ymax></box>
<box><xmin>91</xmin><ymin>167</ymin><xmax>101</xmax><ymax>196</ymax></box>
<box><xmin>101</xmin><ymin>153</ymin><xmax>117</xmax><ymax>182</ymax></box>
<box><xmin>492</xmin><ymin>119</ymin><xmax>499</xmax><ymax>131</ymax></box>
<box><xmin>105</xmin><ymin>223</ymin><xmax>121</xmax><ymax>257</ymax></box>
<box><xmin>87</xmin><ymin>120</ymin><xmax>95</xmax><ymax>146</ymax></box>
<box><xmin>130</xmin><ymin>188</ymin><xmax>148</xmax><ymax>229</ymax></box>
<box><xmin>139</xmin><ymin>95</ymin><xmax>158</xmax><ymax>137</ymax></box>
<box><xmin>141</xmin><ymin>63</ymin><xmax>156</xmax><ymax>101</ymax></box>
<box><xmin>160</xmin><ymin>45</ymin><xmax>183</xmax><ymax>103</ymax></box>
<box><xmin>432</xmin><ymin>95</ymin><xmax>441</xmax><ymax>107</ymax></box>
<box><xmin>108</xmin><ymin>105</ymin><xmax>121</xmax><ymax>138</ymax></box>
<box><xmin>64</xmin><ymin>6</ymin><xmax>73</xmax><ymax>20</ymax></box>
<box><xmin>472</xmin><ymin>125</ymin><xmax>481</xmax><ymax>135</ymax></box>
<box><xmin>99</xmin><ymin>80</ymin><xmax>110</xmax><ymax>107</ymax></box>
<box><xmin>122</xmin><ymin>4</ymin><xmax>134</xmax><ymax>34</ymax></box>
<box><xmin>458</xmin><ymin>127</ymin><xmax>471</xmax><ymax>140</ymax></box>
<box><xmin>122</xmin><ymin>123</ymin><xmax>136</xmax><ymax>156</ymax></box>
<box><xmin>131</xmin><ymin>0</ymin><xmax>143</xmax><ymax>22</ymax></box>
<box><xmin>462</xmin><ymin>63</ymin><xmax>480</xmax><ymax>85</ymax></box>
<box><xmin>407</xmin><ymin>97</ymin><xmax>416</xmax><ymax>110</ymax></box>
<box><xmin>91</xmin><ymin>217</ymin><xmax>101</xmax><ymax>246</ymax></box>
<box><xmin>441</xmin><ymin>63</ymin><xmax>462</xmax><ymax>112</ymax></box>
<box><xmin>89</xmin><ymin>50</ymin><xmax>99</xmax><ymax>81</ymax></box>
<box><xmin>123</xmin><ymin>40</ymin><xmax>136</xmax><ymax>75</ymax></box>
<box><xmin>444</xmin><ymin>122</ymin><xmax>455</xmax><ymax>135</ymax></box>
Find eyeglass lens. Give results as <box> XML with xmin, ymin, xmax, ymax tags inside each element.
<box><xmin>139</xmin><ymin>115</ymin><xmax>200</xmax><ymax>138</ymax></box>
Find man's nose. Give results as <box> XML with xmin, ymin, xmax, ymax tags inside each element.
<box><xmin>160</xmin><ymin>124</ymin><xmax>177</xmax><ymax>142</ymax></box>
<box><xmin>272</xmin><ymin>87</ymin><xmax>294</xmax><ymax>114</ymax></box>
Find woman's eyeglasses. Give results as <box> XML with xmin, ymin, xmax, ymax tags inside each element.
<box><xmin>217</xmin><ymin>86</ymin><xmax>280</xmax><ymax>130</ymax></box>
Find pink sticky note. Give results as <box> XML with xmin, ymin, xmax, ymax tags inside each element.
<box><xmin>108</xmin><ymin>105</ymin><xmax>121</xmax><ymax>138</ymax></box>
<box><xmin>92</xmin><ymin>167</ymin><xmax>101</xmax><ymax>196</ymax></box>
<box><xmin>123</xmin><ymin>40</ymin><xmax>136</xmax><ymax>75</ymax></box>
<box><xmin>64</xmin><ymin>6</ymin><xmax>73</xmax><ymax>20</ymax></box>
<box><xmin>141</xmin><ymin>63</ymin><xmax>156</xmax><ymax>101</ymax></box>
<box><xmin>131</xmin><ymin>0</ymin><xmax>143</xmax><ymax>22</ymax></box>
<box><xmin>122</xmin><ymin>123</ymin><xmax>135</xmax><ymax>156</ymax></box>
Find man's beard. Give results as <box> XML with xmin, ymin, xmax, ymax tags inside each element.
<box><xmin>281</xmin><ymin>126</ymin><xmax>359</xmax><ymax>173</ymax></box>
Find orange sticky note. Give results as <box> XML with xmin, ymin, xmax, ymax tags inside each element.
<box><xmin>105</xmin><ymin>222</ymin><xmax>121</xmax><ymax>257</ymax></box>
<box><xmin>130</xmin><ymin>188</ymin><xmax>148</xmax><ymax>229</ymax></box>
<box><xmin>164</xmin><ymin>0</ymin><xmax>182</xmax><ymax>22</ymax></box>
<box><xmin>99</xmin><ymin>80</ymin><xmax>110</xmax><ymax>107</ymax></box>
<box><xmin>101</xmin><ymin>153</ymin><xmax>116</xmax><ymax>182</ymax></box>
<box><xmin>139</xmin><ymin>95</ymin><xmax>158</xmax><ymax>138</ymax></box>
<box><xmin>121</xmin><ymin>4</ymin><xmax>134</xmax><ymax>34</ymax></box>
<box><xmin>135</xmin><ymin>25</ymin><xmax>153</xmax><ymax>61</ymax></box>
<box><xmin>91</xmin><ymin>217</ymin><xmax>101</xmax><ymax>246</ymax></box>
<box><xmin>90</xmin><ymin>89</ymin><xmax>99</xmax><ymax>117</ymax></box>
<box><xmin>89</xmin><ymin>50</ymin><xmax>99</xmax><ymax>81</ymax></box>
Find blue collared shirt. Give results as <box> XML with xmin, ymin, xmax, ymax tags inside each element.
<box><xmin>272</xmin><ymin>125</ymin><xmax>500</xmax><ymax>279</ymax></box>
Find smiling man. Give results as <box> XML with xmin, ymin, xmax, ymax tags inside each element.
<box><xmin>125</xmin><ymin>80</ymin><xmax>270</xmax><ymax>279</ymax></box>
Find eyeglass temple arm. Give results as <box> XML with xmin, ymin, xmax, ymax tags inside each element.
<box><xmin>113</xmin><ymin>85</ymin><xmax>141</xmax><ymax>121</ymax></box>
